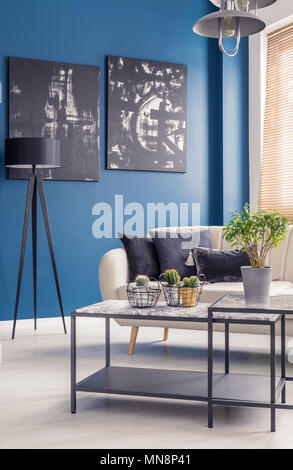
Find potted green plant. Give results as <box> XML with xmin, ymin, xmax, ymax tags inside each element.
<box><xmin>223</xmin><ymin>204</ymin><xmax>290</xmax><ymax>304</ymax></box>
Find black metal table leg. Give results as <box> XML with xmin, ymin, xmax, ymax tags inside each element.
<box><xmin>105</xmin><ymin>318</ymin><xmax>110</xmax><ymax>367</ymax></box>
<box><xmin>271</xmin><ymin>323</ymin><xmax>276</xmax><ymax>432</ymax></box>
<box><xmin>225</xmin><ymin>322</ymin><xmax>229</xmax><ymax>374</ymax></box>
<box><xmin>71</xmin><ymin>315</ymin><xmax>76</xmax><ymax>414</ymax></box>
<box><xmin>12</xmin><ymin>175</ymin><xmax>36</xmax><ymax>340</ymax></box>
<box><xmin>32</xmin><ymin>173</ymin><xmax>37</xmax><ymax>331</ymax></box>
<box><xmin>208</xmin><ymin>311</ymin><xmax>213</xmax><ymax>428</ymax></box>
<box><xmin>281</xmin><ymin>314</ymin><xmax>286</xmax><ymax>404</ymax></box>
<box><xmin>37</xmin><ymin>176</ymin><xmax>67</xmax><ymax>334</ymax></box>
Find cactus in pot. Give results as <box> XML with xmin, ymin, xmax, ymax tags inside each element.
<box><xmin>163</xmin><ymin>269</ymin><xmax>181</xmax><ymax>306</ymax></box>
<box><xmin>183</xmin><ymin>276</ymin><xmax>199</xmax><ymax>288</ymax></box>
<box><xmin>181</xmin><ymin>276</ymin><xmax>200</xmax><ymax>307</ymax></box>
<box><xmin>136</xmin><ymin>275</ymin><xmax>150</xmax><ymax>287</ymax></box>
<box><xmin>134</xmin><ymin>275</ymin><xmax>150</xmax><ymax>307</ymax></box>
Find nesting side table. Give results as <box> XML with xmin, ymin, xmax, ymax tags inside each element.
<box><xmin>208</xmin><ymin>294</ymin><xmax>293</xmax><ymax>432</ymax></box>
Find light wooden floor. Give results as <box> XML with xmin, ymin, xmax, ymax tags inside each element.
<box><xmin>1</xmin><ymin>317</ymin><xmax>293</xmax><ymax>449</ymax></box>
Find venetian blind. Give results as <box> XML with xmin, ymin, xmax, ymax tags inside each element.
<box><xmin>258</xmin><ymin>23</ymin><xmax>293</xmax><ymax>221</ymax></box>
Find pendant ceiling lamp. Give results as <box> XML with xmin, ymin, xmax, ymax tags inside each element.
<box><xmin>209</xmin><ymin>0</ymin><xmax>277</xmax><ymax>9</ymax></box>
<box><xmin>193</xmin><ymin>0</ymin><xmax>270</xmax><ymax>57</ymax></box>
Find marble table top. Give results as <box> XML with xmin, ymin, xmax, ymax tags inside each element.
<box><xmin>75</xmin><ymin>300</ymin><xmax>280</xmax><ymax>323</ymax></box>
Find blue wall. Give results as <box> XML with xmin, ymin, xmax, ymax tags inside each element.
<box><xmin>223</xmin><ymin>41</ymin><xmax>249</xmax><ymax>223</ymax></box>
<box><xmin>0</xmin><ymin>0</ymin><xmax>249</xmax><ymax>321</ymax></box>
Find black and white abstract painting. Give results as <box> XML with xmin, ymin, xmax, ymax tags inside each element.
<box><xmin>9</xmin><ymin>57</ymin><xmax>100</xmax><ymax>181</ymax></box>
<box><xmin>107</xmin><ymin>56</ymin><xmax>187</xmax><ymax>172</ymax></box>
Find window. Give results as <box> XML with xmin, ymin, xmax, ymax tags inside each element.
<box><xmin>259</xmin><ymin>23</ymin><xmax>293</xmax><ymax>221</ymax></box>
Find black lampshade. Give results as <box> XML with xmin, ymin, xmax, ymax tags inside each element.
<box><xmin>5</xmin><ymin>138</ymin><xmax>61</xmax><ymax>169</ymax></box>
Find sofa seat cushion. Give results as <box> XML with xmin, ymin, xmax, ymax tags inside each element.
<box><xmin>117</xmin><ymin>280</ymin><xmax>293</xmax><ymax>306</ymax></box>
<box><xmin>201</xmin><ymin>280</ymin><xmax>293</xmax><ymax>303</ymax></box>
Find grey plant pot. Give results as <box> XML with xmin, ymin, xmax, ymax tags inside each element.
<box><xmin>241</xmin><ymin>266</ymin><xmax>272</xmax><ymax>305</ymax></box>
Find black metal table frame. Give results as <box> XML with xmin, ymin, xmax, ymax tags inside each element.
<box><xmin>208</xmin><ymin>295</ymin><xmax>293</xmax><ymax>432</ymax></box>
<box><xmin>71</xmin><ymin>303</ymin><xmax>293</xmax><ymax>431</ymax></box>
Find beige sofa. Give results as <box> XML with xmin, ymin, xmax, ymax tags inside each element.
<box><xmin>99</xmin><ymin>226</ymin><xmax>293</xmax><ymax>354</ymax></box>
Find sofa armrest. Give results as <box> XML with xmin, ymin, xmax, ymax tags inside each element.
<box><xmin>99</xmin><ymin>248</ymin><xmax>129</xmax><ymax>300</ymax></box>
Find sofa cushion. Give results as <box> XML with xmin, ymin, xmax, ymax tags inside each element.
<box><xmin>193</xmin><ymin>247</ymin><xmax>250</xmax><ymax>283</ymax></box>
<box><xmin>117</xmin><ymin>280</ymin><xmax>293</xmax><ymax>306</ymax></box>
<box><xmin>200</xmin><ymin>280</ymin><xmax>293</xmax><ymax>303</ymax></box>
<box><xmin>150</xmin><ymin>230</ymin><xmax>211</xmax><ymax>279</ymax></box>
<box><xmin>119</xmin><ymin>234</ymin><xmax>160</xmax><ymax>282</ymax></box>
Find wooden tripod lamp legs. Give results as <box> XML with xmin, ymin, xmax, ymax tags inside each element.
<box><xmin>128</xmin><ymin>327</ymin><xmax>170</xmax><ymax>355</ymax></box>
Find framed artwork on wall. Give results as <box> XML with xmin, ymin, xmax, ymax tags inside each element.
<box><xmin>8</xmin><ymin>57</ymin><xmax>100</xmax><ymax>181</ymax></box>
<box><xmin>107</xmin><ymin>55</ymin><xmax>187</xmax><ymax>173</ymax></box>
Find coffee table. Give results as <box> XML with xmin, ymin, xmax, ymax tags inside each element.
<box><xmin>71</xmin><ymin>298</ymin><xmax>292</xmax><ymax>431</ymax></box>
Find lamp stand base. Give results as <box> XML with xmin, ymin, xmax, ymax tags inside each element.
<box><xmin>12</xmin><ymin>173</ymin><xmax>67</xmax><ymax>339</ymax></box>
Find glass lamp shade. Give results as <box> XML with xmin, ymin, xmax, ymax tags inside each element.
<box><xmin>5</xmin><ymin>138</ymin><xmax>61</xmax><ymax>169</ymax></box>
<box><xmin>193</xmin><ymin>10</ymin><xmax>266</xmax><ymax>38</ymax></box>
<box><xmin>209</xmin><ymin>0</ymin><xmax>277</xmax><ymax>9</ymax></box>
<box><xmin>223</xmin><ymin>16</ymin><xmax>237</xmax><ymax>36</ymax></box>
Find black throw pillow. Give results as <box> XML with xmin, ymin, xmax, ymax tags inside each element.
<box><xmin>150</xmin><ymin>230</ymin><xmax>211</xmax><ymax>279</ymax></box>
<box><xmin>119</xmin><ymin>234</ymin><xmax>160</xmax><ymax>282</ymax></box>
<box><xmin>193</xmin><ymin>247</ymin><xmax>250</xmax><ymax>283</ymax></box>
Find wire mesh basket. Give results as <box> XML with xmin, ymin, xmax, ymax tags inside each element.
<box><xmin>127</xmin><ymin>278</ymin><xmax>161</xmax><ymax>308</ymax></box>
<box><xmin>160</xmin><ymin>274</ymin><xmax>205</xmax><ymax>307</ymax></box>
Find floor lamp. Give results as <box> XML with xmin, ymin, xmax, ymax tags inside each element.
<box><xmin>5</xmin><ymin>137</ymin><xmax>67</xmax><ymax>339</ymax></box>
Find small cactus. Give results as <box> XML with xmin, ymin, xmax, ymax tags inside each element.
<box><xmin>183</xmin><ymin>277</ymin><xmax>190</xmax><ymax>287</ymax></box>
<box><xmin>182</xmin><ymin>276</ymin><xmax>199</xmax><ymax>287</ymax></box>
<box><xmin>135</xmin><ymin>275</ymin><xmax>149</xmax><ymax>287</ymax></box>
<box><xmin>164</xmin><ymin>269</ymin><xmax>180</xmax><ymax>285</ymax></box>
<box><xmin>189</xmin><ymin>276</ymin><xmax>199</xmax><ymax>287</ymax></box>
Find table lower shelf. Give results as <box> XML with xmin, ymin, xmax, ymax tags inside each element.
<box><xmin>76</xmin><ymin>366</ymin><xmax>282</xmax><ymax>404</ymax></box>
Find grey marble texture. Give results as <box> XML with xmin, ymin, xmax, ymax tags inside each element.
<box><xmin>76</xmin><ymin>300</ymin><xmax>280</xmax><ymax>323</ymax></box>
